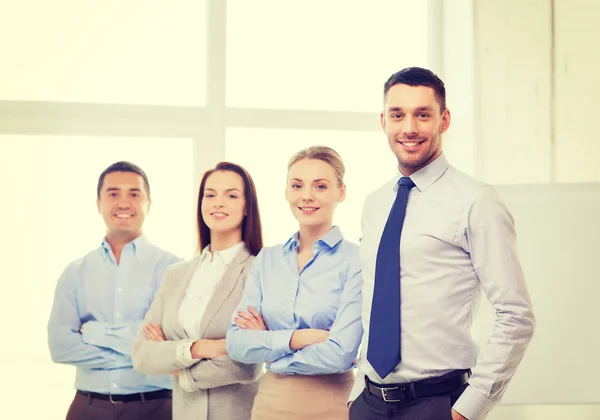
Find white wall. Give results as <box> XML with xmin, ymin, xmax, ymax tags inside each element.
<box><xmin>474</xmin><ymin>0</ymin><xmax>553</xmax><ymax>184</ymax></box>
<box><xmin>465</xmin><ymin>0</ymin><xmax>600</xmax><ymax>418</ymax></box>
<box><xmin>472</xmin><ymin>0</ymin><xmax>600</xmax><ymax>185</ymax></box>
<box><xmin>554</xmin><ymin>0</ymin><xmax>600</xmax><ymax>182</ymax></box>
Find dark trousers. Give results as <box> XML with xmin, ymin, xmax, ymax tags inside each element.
<box><xmin>66</xmin><ymin>392</ymin><xmax>172</xmax><ymax>420</ymax></box>
<box><xmin>349</xmin><ymin>375</ymin><xmax>468</xmax><ymax>420</ymax></box>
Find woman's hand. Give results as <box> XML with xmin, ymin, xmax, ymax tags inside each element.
<box><xmin>144</xmin><ymin>324</ymin><xmax>166</xmax><ymax>341</ymax></box>
<box><xmin>235</xmin><ymin>307</ymin><xmax>268</xmax><ymax>331</ymax></box>
<box><xmin>190</xmin><ymin>339</ymin><xmax>228</xmax><ymax>359</ymax></box>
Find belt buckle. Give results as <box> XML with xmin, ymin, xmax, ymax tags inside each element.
<box><xmin>381</xmin><ymin>386</ymin><xmax>406</xmax><ymax>403</ymax></box>
<box><xmin>109</xmin><ymin>394</ymin><xmax>124</xmax><ymax>405</ymax></box>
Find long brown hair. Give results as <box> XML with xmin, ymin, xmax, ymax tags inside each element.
<box><xmin>196</xmin><ymin>162</ymin><xmax>263</xmax><ymax>256</ymax></box>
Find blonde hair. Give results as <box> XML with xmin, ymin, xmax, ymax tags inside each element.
<box><xmin>287</xmin><ymin>146</ymin><xmax>345</xmax><ymax>187</ymax></box>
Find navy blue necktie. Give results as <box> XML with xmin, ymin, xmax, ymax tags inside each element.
<box><xmin>367</xmin><ymin>176</ymin><xmax>415</xmax><ymax>379</ymax></box>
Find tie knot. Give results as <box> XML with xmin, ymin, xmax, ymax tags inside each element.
<box><xmin>398</xmin><ymin>176</ymin><xmax>415</xmax><ymax>189</ymax></box>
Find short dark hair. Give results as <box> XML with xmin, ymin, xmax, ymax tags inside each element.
<box><xmin>97</xmin><ymin>161</ymin><xmax>151</xmax><ymax>199</ymax></box>
<box><xmin>383</xmin><ymin>67</ymin><xmax>446</xmax><ymax>111</ymax></box>
<box><xmin>197</xmin><ymin>162</ymin><xmax>264</xmax><ymax>256</ymax></box>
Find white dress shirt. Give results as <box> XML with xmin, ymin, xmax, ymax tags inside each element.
<box><xmin>350</xmin><ymin>153</ymin><xmax>535</xmax><ymax>420</ymax></box>
<box><xmin>175</xmin><ymin>241</ymin><xmax>245</xmax><ymax>392</ymax></box>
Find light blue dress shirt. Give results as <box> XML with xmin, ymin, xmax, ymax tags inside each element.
<box><xmin>47</xmin><ymin>235</ymin><xmax>181</xmax><ymax>394</ymax></box>
<box><xmin>226</xmin><ymin>226</ymin><xmax>363</xmax><ymax>375</ymax></box>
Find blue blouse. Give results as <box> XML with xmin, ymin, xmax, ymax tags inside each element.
<box><xmin>226</xmin><ymin>226</ymin><xmax>363</xmax><ymax>375</ymax></box>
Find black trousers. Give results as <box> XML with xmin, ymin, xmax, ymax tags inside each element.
<box><xmin>66</xmin><ymin>391</ymin><xmax>172</xmax><ymax>420</ymax></box>
<box><xmin>349</xmin><ymin>375</ymin><xmax>468</xmax><ymax>420</ymax></box>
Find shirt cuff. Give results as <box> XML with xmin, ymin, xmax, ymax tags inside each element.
<box><xmin>452</xmin><ymin>385</ymin><xmax>494</xmax><ymax>420</ymax></box>
<box><xmin>178</xmin><ymin>368</ymin><xmax>194</xmax><ymax>392</ymax></box>
<box><xmin>267</xmin><ymin>354</ymin><xmax>294</xmax><ymax>374</ymax></box>
<box><xmin>269</xmin><ymin>330</ymin><xmax>295</xmax><ymax>357</ymax></box>
<box><xmin>81</xmin><ymin>321</ymin><xmax>107</xmax><ymax>345</ymax></box>
<box><xmin>176</xmin><ymin>340</ymin><xmax>200</xmax><ymax>368</ymax></box>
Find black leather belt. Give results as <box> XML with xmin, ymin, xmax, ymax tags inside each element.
<box><xmin>77</xmin><ymin>389</ymin><xmax>172</xmax><ymax>404</ymax></box>
<box><xmin>366</xmin><ymin>370</ymin><xmax>470</xmax><ymax>403</ymax></box>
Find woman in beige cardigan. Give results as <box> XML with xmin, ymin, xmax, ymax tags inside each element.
<box><xmin>132</xmin><ymin>162</ymin><xmax>264</xmax><ymax>420</ymax></box>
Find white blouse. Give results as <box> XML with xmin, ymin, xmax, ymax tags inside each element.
<box><xmin>179</xmin><ymin>241</ymin><xmax>245</xmax><ymax>338</ymax></box>
<box><xmin>175</xmin><ymin>241</ymin><xmax>244</xmax><ymax>391</ymax></box>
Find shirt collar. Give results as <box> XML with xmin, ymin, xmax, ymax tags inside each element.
<box><xmin>201</xmin><ymin>241</ymin><xmax>245</xmax><ymax>266</ymax></box>
<box><xmin>283</xmin><ymin>225</ymin><xmax>344</xmax><ymax>253</ymax></box>
<box><xmin>394</xmin><ymin>152</ymin><xmax>449</xmax><ymax>192</ymax></box>
<box><xmin>101</xmin><ymin>234</ymin><xmax>148</xmax><ymax>262</ymax></box>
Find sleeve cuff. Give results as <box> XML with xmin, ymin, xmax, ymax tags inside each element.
<box><xmin>176</xmin><ymin>340</ymin><xmax>200</xmax><ymax>368</ymax></box>
<box><xmin>81</xmin><ymin>321</ymin><xmax>107</xmax><ymax>345</ymax></box>
<box><xmin>452</xmin><ymin>385</ymin><xmax>494</xmax><ymax>420</ymax></box>
<box><xmin>179</xmin><ymin>368</ymin><xmax>194</xmax><ymax>392</ymax></box>
<box><xmin>268</xmin><ymin>330</ymin><xmax>294</xmax><ymax>358</ymax></box>
<box><xmin>267</xmin><ymin>354</ymin><xmax>293</xmax><ymax>374</ymax></box>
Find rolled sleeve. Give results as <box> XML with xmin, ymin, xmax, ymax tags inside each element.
<box><xmin>175</xmin><ymin>340</ymin><xmax>200</xmax><ymax>368</ymax></box>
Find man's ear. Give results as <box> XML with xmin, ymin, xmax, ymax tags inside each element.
<box><xmin>440</xmin><ymin>108</ymin><xmax>451</xmax><ymax>134</ymax></box>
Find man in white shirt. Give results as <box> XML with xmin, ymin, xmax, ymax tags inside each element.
<box><xmin>348</xmin><ymin>67</ymin><xmax>535</xmax><ymax>420</ymax></box>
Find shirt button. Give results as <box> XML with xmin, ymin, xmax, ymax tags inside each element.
<box><xmin>112</xmin><ymin>383</ymin><xmax>118</xmax><ymax>389</ymax></box>
<box><xmin>117</xmin><ymin>288</ymin><xmax>122</xmax><ymax>293</ymax></box>
<box><xmin>115</xmin><ymin>313</ymin><xmax>121</xmax><ymax>318</ymax></box>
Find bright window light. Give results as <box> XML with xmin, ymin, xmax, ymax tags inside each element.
<box><xmin>226</xmin><ymin>127</ymin><xmax>397</xmax><ymax>246</ymax></box>
<box><xmin>226</xmin><ymin>0</ymin><xmax>429</xmax><ymax>112</ymax></box>
<box><xmin>0</xmin><ymin>1</ymin><xmax>206</xmax><ymax>105</ymax></box>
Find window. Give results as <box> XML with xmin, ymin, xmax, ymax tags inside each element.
<box><xmin>226</xmin><ymin>127</ymin><xmax>397</xmax><ymax>245</ymax></box>
<box><xmin>226</xmin><ymin>0</ymin><xmax>429</xmax><ymax>112</ymax></box>
<box><xmin>0</xmin><ymin>1</ymin><xmax>206</xmax><ymax>105</ymax></box>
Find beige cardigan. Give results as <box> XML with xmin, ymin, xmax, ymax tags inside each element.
<box><xmin>132</xmin><ymin>246</ymin><xmax>263</xmax><ymax>420</ymax></box>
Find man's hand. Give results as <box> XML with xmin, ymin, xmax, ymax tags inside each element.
<box><xmin>144</xmin><ymin>324</ymin><xmax>166</xmax><ymax>342</ymax></box>
<box><xmin>451</xmin><ymin>409</ymin><xmax>468</xmax><ymax>420</ymax></box>
<box><xmin>170</xmin><ymin>371</ymin><xmax>179</xmax><ymax>377</ymax></box>
<box><xmin>190</xmin><ymin>339</ymin><xmax>227</xmax><ymax>359</ymax></box>
<box><xmin>235</xmin><ymin>307</ymin><xmax>268</xmax><ymax>331</ymax></box>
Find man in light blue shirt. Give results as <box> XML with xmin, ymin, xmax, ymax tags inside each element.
<box><xmin>48</xmin><ymin>161</ymin><xmax>181</xmax><ymax>420</ymax></box>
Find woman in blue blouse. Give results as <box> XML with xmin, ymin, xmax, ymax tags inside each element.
<box><xmin>226</xmin><ymin>146</ymin><xmax>363</xmax><ymax>420</ymax></box>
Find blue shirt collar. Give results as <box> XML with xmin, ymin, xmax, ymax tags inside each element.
<box><xmin>283</xmin><ymin>226</ymin><xmax>344</xmax><ymax>253</ymax></box>
<box><xmin>101</xmin><ymin>234</ymin><xmax>148</xmax><ymax>263</ymax></box>
<box><xmin>394</xmin><ymin>152</ymin><xmax>449</xmax><ymax>192</ymax></box>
